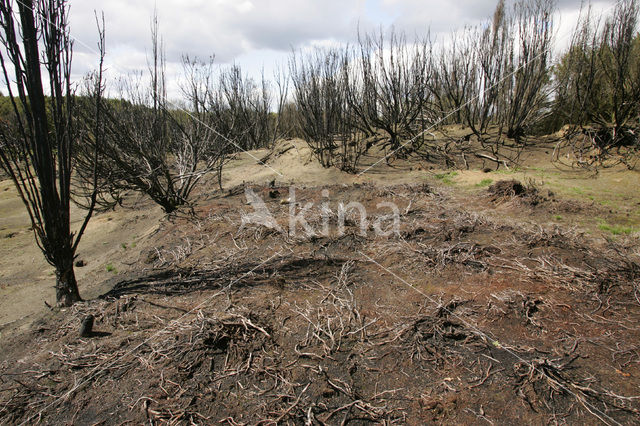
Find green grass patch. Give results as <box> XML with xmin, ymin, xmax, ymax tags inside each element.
<box><xmin>435</xmin><ymin>171</ymin><xmax>458</xmax><ymax>185</ymax></box>
<box><xmin>105</xmin><ymin>263</ymin><xmax>117</xmax><ymax>274</ymax></box>
<box><xmin>122</xmin><ymin>241</ymin><xmax>136</xmax><ymax>250</ymax></box>
<box><xmin>476</xmin><ymin>178</ymin><xmax>493</xmax><ymax>187</ymax></box>
<box><xmin>570</xmin><ymin>187</ymin><xmax>584</xmax><ymax>195</ymax></box>
<box><xmin>598</xmin><ymin>222</ymin><xmax>635</xmax><ymax>235</ymax></box>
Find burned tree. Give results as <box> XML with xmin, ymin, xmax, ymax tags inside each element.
<box><xmin>290</xmin><ymin>30</ymin><xmax>433</xmax><ymax>171</ymax></box>
<box><xmin>500</xmin><ymin>0</ymin><xmax>554</xmax><ymax>141</ymax></box>
<box><xmin>0</xmin><ymin>0</ymin><xmax>105</xmax><ymax>306</ymax></box>
<box><xmin>178</xmin><ymin>55</ymin><xmax>229</xmax><ymax>191</ymax></box>
<box><xmin>554</xmin><ymin>0</ymin><xmax>640</xmax><ymax>169</ymax></box>
<box><xmin>76</xmin><ymin>14</ymin><xmax>222</xmax><ymax>213</ymax></box>
<box><xmin>432</xmin><ymin>0</ymin><xmax>555</xmax><ymax>168</ymax></box>
<box><xmin>429</xmin><ymin>28</ymin><xmax>476</xmax><ymax>126</ymax></box>
<box><xmin>290</xmin><ymin>48</ymin><xmax>350</xmax><ymax>168</ymax></box>
<box><xmin>363</xmin><ymin>29</ymin><xmax>432</xmax><ymax>154</ymax></box>
<box><xmin>463</xmin><ymin>0</ymin><xmax>512</xmax><ymax>141</ymax></box>
<box><xmin>180</xmin><ymin>58</ymin><xmax>286</xmax><ymax>189</ymax></box>
<box><xmin>217</xmin><ymin>65</ymin><xmax>274</xmax><ymax>151</ymax></box>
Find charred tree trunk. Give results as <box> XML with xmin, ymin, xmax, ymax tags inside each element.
<box><xmin>55</xmin><ymin>256</ymin><xmax>82</xmax><ymax>306</ymax></box>
<box><xmin>0</xmin><ymin>0</ymin><xmax>105</xmax><ymax>307</ymax></box>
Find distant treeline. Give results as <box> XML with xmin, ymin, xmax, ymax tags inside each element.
<box><xmin>1</xmin><ymin>0</ymin><xmax>638</xmax><ymax>192</ymax></box>
<box><xmin>0</xmin><ymin>0</ymin><xmax>636</xmax><ymax>307</ymax></box>
<box><xmin>287</xmin><ymin>0</ymin><xmax>640</xmax><ymax>170</ymax></box>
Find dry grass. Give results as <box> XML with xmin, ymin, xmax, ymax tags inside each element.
<box><xmin>2</xmin><ymin>140</ymin><xmax>640</xmax><ymax>424</ymax></box>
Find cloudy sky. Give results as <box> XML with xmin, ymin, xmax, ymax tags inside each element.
<box><xmin>63</xmin><ymin>0</ymin><xmax>616</xmax><ymax>99</ymax></box>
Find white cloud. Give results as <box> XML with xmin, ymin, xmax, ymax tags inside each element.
<box><xmin>378</xmin><ymin>0</ymin><xmax>617</xmax><ymax>37</ymax></box>
<box><xmin>0</xmin><ymin>0</ymin><xmax>619</xmax><ymax>98</ymax></box>
<box><xmin>69</xmin><ymin>0</ymin><xmax>368</xmax><ymax>61</ymax></box>
<box><xmin>64</xmin><ymin>0</ymin><xmax>372</xmax><ymax>97</ymax></box>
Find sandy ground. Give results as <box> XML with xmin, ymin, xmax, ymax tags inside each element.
<box><xmin>1</xmin><ymin>137</ymin><xmax>638</xmax><ymax>334</ymax></box>
<box><xmin>0</xmin><ymin>179</ymin><xmax>164</xmax><ymax>334</ymax></box>
<box><xmin>1</xmin><ymin>138</ymin><xmax>639</xmax><ymax>423</ymax></box>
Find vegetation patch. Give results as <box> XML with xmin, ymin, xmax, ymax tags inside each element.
<box><xmin>435</xmin><ymin>171</ymin><xmax>459</xmax><ymax>185</ymax></box>
<box><xmin>598</xmin><ymin>222</ymin><xmax>635</xmax><ymax>236</ymax></box>
<box><xmin>476</xmin><ymin>178</ymin><xmax>493</xmax><ymax>187</ymax></box>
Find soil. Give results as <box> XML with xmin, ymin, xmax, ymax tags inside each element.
<box><xmin>1</xmin><ymin>139</ymin><xmax>639</xmax><ymax>424</ymax></box>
